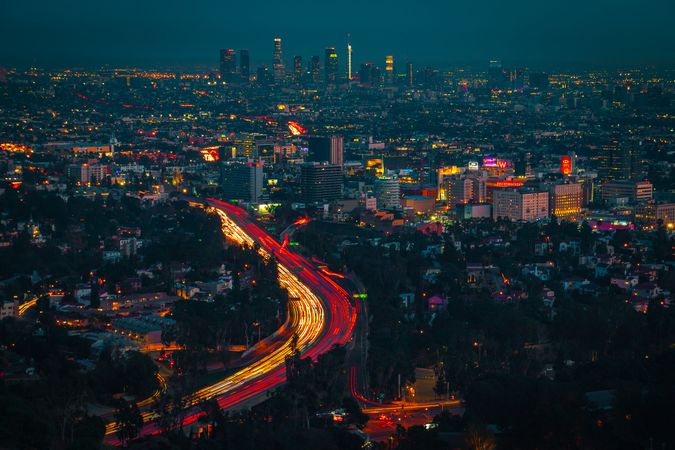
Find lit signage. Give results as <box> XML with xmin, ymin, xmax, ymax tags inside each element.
<box><xmin>468</xmin><ymin>161</ymin><xmax>479</xmax><ymax>171</ymax></box>
<box><xmin>483</xmin><ymin>157</ymin><xmax>510</xmax><ymax>169</ymax></box>
<box><xmin>560</xmin><ymin>156</ymin><xmax>572</xmax><ymax>175</ymax></box>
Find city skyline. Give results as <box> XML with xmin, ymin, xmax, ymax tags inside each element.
<box><xmin>2</xmin><ymin>0</ymin><xmax>675</xmax><ymax>68</ymax></box>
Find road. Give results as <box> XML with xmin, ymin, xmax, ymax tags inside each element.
<box><xmin>105</xmin><ymin>199</ymin><xmax>357</xmax><ymax>443</ymax></box>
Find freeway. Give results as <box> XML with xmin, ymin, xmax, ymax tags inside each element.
<box><xmin>105</xmin><ymin>199</ymin><xmax>357</xmax><ymax>443</ymax></box>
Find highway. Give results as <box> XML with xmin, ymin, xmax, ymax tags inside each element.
<box><xmin>105</xmin><ymin>199</ymin><xmax>357</xmax><ymax>442</ymax></box>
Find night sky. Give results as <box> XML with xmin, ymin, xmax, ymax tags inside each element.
<box><xmin>2</xmin><ymin>0</ymin><xmax>674</xmax><ymax>69</ymax></box>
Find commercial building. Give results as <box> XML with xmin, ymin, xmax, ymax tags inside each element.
<box><xmin>601</xmin><ymin>180</ymin><xmax>653</xmax><ymax>204</ymax></box>
<box><xmin>598</xmin><ymin>140</ymin><xmax>644</xmax><ymax>181</ymax></box>
<box><xmin>300</xmin><ymin>163</ymin><xmax>342</xmax><ymax>204</ymax></box>
<box><xmin>307</xmin><ymin>136</ymin><xmax>343</xmax><ymax>166</ymax></box>
<box><xmin>325</xmin><ymin>47</ymin><xmax>338</xmax><ymax>84</ymax></box>
<box><xmin>549</xmin><ymin>182</ymin><xmax>583</xmax><ymax>219</ymax></box>
<box><xmin>221</xmin><ymin>161</ymin><xmax>264</xmax><ymax>203</ymax></box>
<box><xmin>634</xmin><ymin>202</ymin><xmax>675</xmax><ymax>229</ymax></box>
<box><xmin>239</xmin><ymin>49</ymin><xmax>250</xmax><ymax>80</ymax></box>
<box><xmin>374</xmin><ymin>176</ymin><xmax>401</xmax><ymax>210</ymax></box>
<box><xmin>445</xmin><ymin>173</ymin><xmax>486</xmax><ymax>206</ymax></box>
<box><xmin>219</xmin><ymin>48</ymin><xmax>236</xmax><ymax>80</ymax></box>
<box><xmin>272</xmin><ymin>37</ymin><xmax>284</xmax><ymax>81</ymax></box>
<box><xmin>493</xmin><ymin>189</ymin><xmax>549</xmax><ymax>222</ymax></box>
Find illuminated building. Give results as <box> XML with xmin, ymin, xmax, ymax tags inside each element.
<box><xmin>219</xmin><ymin>48</ymin><xmax>236</xmax><ymax>80</ymax></box>
<box><xmin>347</xmin><ymin>33</ymin><xmax>352</xmax><ymax>81</ymax></box>
<box><xmin>598</xmin><ymin>140</ymin><xmax>644</xmax><ymax>181</ymax></box>
<box><xmin>560</xmin><ymin>155</ymin><xmax>575</xmax><ymax>176</ymax></box>
<box><xmin>374</xmin><ymin>176</ymin><xmax>401</xmax><ymax>210</ymax></box>
<box><xmin>233</xmin><ymin>134</ymin><xmax>258</xmax><ymax>158</ymax></box>
<box><xmin>445</xmin><ymin>174</ymin><xmax>486</xmax><ymax>206</ymax></box>
<box><xmin>272</xmin><ymin>37</ymin><xmax>284</xmax><ymax>81</ymax></box>
<box><xmin>436</xmin><ymin>166</ymin><xmax>462</xmax><ymax>200</ymax></box>
<box><xmin>549</xmin><ymin>183</ymin><xmax>582</xmax><ymax>219</ymax></box>
<box><xmin>300</xmin><ymin>163</ymin><xmax>343</xmax><ymax>204</ymax></box>
<box><xmin>240</xmin><ymin>49</ymin><xmax>250</xmax><ymax>80</ymax></box>
<box><xmin>486</xmin><ymin>178</ymin><xmax>524</xmax><ymax>203</ymax></box>
<box><xmin>601</xmin><ymin>180</ymin><xmax>653</xmax><ymax>204</ymax></box>
<box><xmin>401</xmin><ymin>195</ymin><xmax>435</xmax><ymax>214</ymax></box>
<box><xmin>221</xmin><ymin>161</ymin><xmax>264</xmax><ymax>203</ymax></box>
<box><xmin>366</xmin><ymin>158</ymin><xmax>384</xmax><ymax>177</ymax></box>
<box><xmin>68</xmin><ymin>160</ymin><xmax>109</xmax><ymax>185</ymax></box>
<box><xmin>293</xmin><ymin>55</ymin><xmax>303</xmax><ymax>82</ymax></box>
<box><xmin>385</xmin><ymin>55</ymin><xmax>394</xmax><ymax>84</ymax></box>
<box><xmin>635</xmin><ymin>202</ymin><xmax>675</xmax><ymax>229</ymax></box>
<box><xmin>307</xmin><ymin>136</ymin><xmax>343</xmax><ymax>166</ymax></box>
<box><xmin>493</xmin><ymin>189</ymin><xmax>548</xmax><ymax>222</ymax></box>
<box><xmin>325</xmin><ymin>47</ymin><xmax>338</xmax><ymax>84</ymax></box>
<box><xmin>310</xmin><ymin>56</ymin><xmax>320</xmax><ymax>83</ymax></box>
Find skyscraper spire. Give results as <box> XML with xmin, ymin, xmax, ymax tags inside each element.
<box><xmin>347</xmin><ymin>33</ymin><xmax>352</xmax><ymax>81</ymax></box>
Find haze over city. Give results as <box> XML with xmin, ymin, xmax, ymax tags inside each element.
<box><xmin>2</xmin><ymin>0</ymin><xmax>675</xmax><ymax>67</ymax></box>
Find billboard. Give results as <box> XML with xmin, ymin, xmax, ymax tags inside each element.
<box><xmin>560</xmin><ymin>156</ymin><xmax>572</xmax><ymax>175</ymax></box>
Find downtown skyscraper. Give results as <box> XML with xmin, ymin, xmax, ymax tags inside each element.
<box><xmin>273</xmin><ymin>37</ymin><xmax>284</xmax><ymax>81</ymax></box>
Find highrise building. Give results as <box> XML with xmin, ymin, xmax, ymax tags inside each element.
<box><xmin>293</xmin><ymin>56</ymin><xmax>303</xmax><ymax>82</ymax></box>
<box><xmin>598</xmin><ymin>139</ymin><xmax>644</xmax><ymax>181</ymax></box>
<box><xmin>488</xmin><ymin>59</ymin><xmax>506</xmax><ymax>90</ymax></box>
<box><xmin>239</xmin><ymin>49</ymin><xmax>250</xmax><ymax>80</ymax></box>
<box><xmin>272</xmin><ymin>37</ymin><xmax>284</xmax><ymax>81</ymax></box>
<box><xmin>359</xmin><ymin>63</ymin><xmax>380</xmax><ymax>86</ymax></box>
<box><xmin>347</xmin><ymin>33</ymin><xmax>353</xmax><ymax>81</ymax></box>
<box><xmin>374</xmin><ymin>176</ymin><xmax>401</xmax><ymax>210</ymax></box>
<box><xmin>406</xmin><ymin>62</ymin><xmax>413</xmax><ymax>87</ymax></box>
<box><xmin>310</xmin><ymin>56</ymin><xmax>320</xmax><ymax>83</ymax></box>
<box><xmin>256</xmin><ymin>66</ymin><xmax>273</xmax><ymax>86</ymax></box>
<box><xmin>221</xmin><ymin>161</ymin><xmax>264</xmax><ymax>203</ymax></box>
<box><xmin>385</xmin><ymin>55</ymin><xmax>394</xmax><ymax>84</ymax></box>
<box><xmin>307</xmin><ymin>136</ymin><xmax>343</xmax><ymax>166</ymax></box>
<box><xmin>493</xmin><ymin>189</ymin><xmax>549</xmax><ymax>222</ymax></box>
<box><xmin>219</xmin><ymin>49</ymin><xmax>236</xmax><ymax>80</ymax></box>
<box><xmin>300</xmin><ymin>163</ymin><xmax>343</xmax><ymax>204</ymax></box>
<box><xmin>325</xmin><ymin>47</ymin><xmax>338</xmax><ymax>84</ymax></box>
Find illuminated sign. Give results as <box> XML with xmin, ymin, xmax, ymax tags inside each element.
<box><xmin>468</xmin><ymin>161</ymin><xmax>479</xmax><ymax>171</ymax></box>
<box><xmin>483</xmin><ymin>157</ymin><xmax>510</xmax><ymax>169</ymax></box>
<box><xmin>560</xmin><ymin>156</ymin><xmax>572</xmax><ymax>176</ymax></box>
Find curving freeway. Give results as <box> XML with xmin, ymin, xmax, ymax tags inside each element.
<box><xmin>105</xmin><ymin>199</ymin><xmax>357</xmax><ymax>442</ymax></box>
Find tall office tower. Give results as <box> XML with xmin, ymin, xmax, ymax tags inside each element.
<box><xmin>347</xmin><ymin>33</ymin><xmax>353</xmax><ymax>81</ymax></box>
<box><xmin>310</xmin><ymin>56</ymin><xmax>320</xmax><ymax>83</ymax></box>
<box><xmin>300</xmin><ymin>163</ymin><xmax>343</xmax><ymax>204</ymax></box>
<box><xmin>307</xmin><ymin>136</ymin><xmax>343</xmax><ymax>166</ymax></box>
<box><xmin>272</xmin><ymin>37</ymin><xmax>284</xmax><ymax>81</ymax></box>
<box><xmin>293</xmin><ymin>55</ymin><xmax>303</xmax><ymax>82</ymax></box>
<box><xmin>374</xmin><ymin>176</ymin><xmax>401</xmax><ymax>210</ymax></box>
<box><xmin>385</xmin><ymin>55</ymin><xmax>394</xmax><ymax>84</ymax></box>
<box><xmin>221</xmin><ymin>161</ymin><xmax>264</xmax><ymax>203</ymax></box>
<box><xmin>406</xmin><ymin>62</ymin><xmax>413</xmax><ymax>87</ymax></box>
<box><xmin>598</xmin><ymin>139</ymin><xmax>644</xmax><ymax>181</ymax></box>
<box><xmin>488</xmin><ymin>59</ymin><xmax>506</xmax><ymax>90</ymax></box>
<box><xmin>219</xmin><ymin>49</ymin><xmax>236</xmax><ymax>80</ymax></box>
<box><xmin>325</xmin><ymin>47</ymin><xmax>338</xmax><ymax>84</ymax></box>
<box><xmin>359</xmin><ymin>63</ymin><xmax>380</xmax><ymax>86</ymax></box>
<box><xmin>239</xmin><ymin>49</ymin><xmax>250</xmax><ymax>80</ymax></box>
<box><xmin>493</xmin><ymin>189</ymin><xmax>549</xmax><ymax>222</ymax></box>
<box><xmin>549</xmin><ymin>183</ymin><xmax>582</xmax><ymax>219</ymax></box>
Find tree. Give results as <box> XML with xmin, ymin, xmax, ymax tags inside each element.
<box><xmin>465</xmin><ymin>423</ymin><xmax>496</xmax><ymax>450</ymax></box>
<box><xmin>114</xmin><ymin>400</ymin><xmax>143</xmax><ymax>447</ymax></box>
